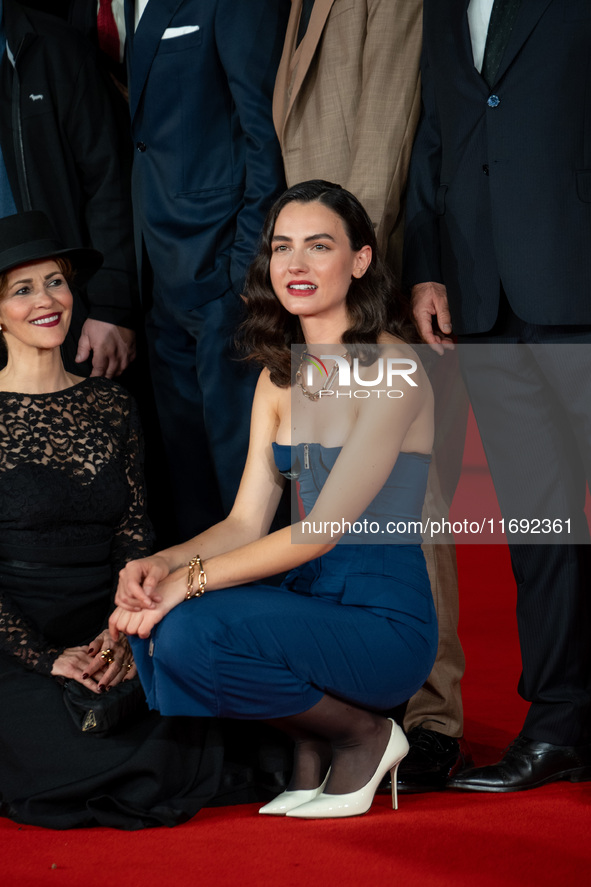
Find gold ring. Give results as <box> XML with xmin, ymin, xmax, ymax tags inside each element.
<box><xmin>100</xmin><ymin>648</ymin><xmax>115</xmax><ymax>664</ymax></box>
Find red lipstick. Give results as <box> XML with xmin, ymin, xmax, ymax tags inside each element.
<box><xmin>29</xmin><ymin>312</ymin><xmax>62</xmax><ymax>328</ymax></box>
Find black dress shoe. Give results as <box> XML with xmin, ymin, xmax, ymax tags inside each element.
<box><xmin>448</xmin><ymin>734</ymin><xmax>591</xmax><ymax>792</ymax></box>
<box><xmin>391</xmin><ymin>726</ymin><xmax>473</xmax><ymax>793</ymax></box>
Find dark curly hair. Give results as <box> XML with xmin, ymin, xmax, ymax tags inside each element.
<box><xmin>239</xmin><ymin>180</ymin><xmax>416</xmax><ymax>387</ymax></box>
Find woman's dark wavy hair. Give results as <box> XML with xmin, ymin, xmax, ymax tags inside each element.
<box><xmin>239</xmin><ymin>179</ymin><xmax>417</xmax><ymax>387</ymax></box>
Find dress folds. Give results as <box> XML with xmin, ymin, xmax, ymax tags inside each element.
<box><xmin>0</xmin><ymin>378</ymin><xmax>227</xmax><ymax>829</ymax></box>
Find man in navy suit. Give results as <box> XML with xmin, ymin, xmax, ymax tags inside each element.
<box><xmin>125</xmin><ymin>0</ymin><xmax>288</xmax><ymax>538</ymax></box>
<box><xmin>405</xmin><ymin>0</ymin><xmax>591</xmax><ymax>791</ymax></box>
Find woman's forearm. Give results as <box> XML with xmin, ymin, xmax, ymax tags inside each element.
<box><xmin>112</xmin><ymin>523</ymin><xmax>330</xmax><ymax>638</ymax></box>
<box><xmin>153</xmin><ymin>512</ymin><xmax>275</xmax><ymax>574</ymax></box>
<box><xmin>200</xmin><ymin>523</ymin><xmax>332</xmax><ymax>591</ymax></box>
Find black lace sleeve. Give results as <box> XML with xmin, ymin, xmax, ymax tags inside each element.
<box><xmin>110</xmin><ymin>395</ymin><xmax>155</xmax><ymax>581</ymax></box>
<box><xmin>0</xmin><ymin>590</ymin><xmax>64</xmax><ymax>676</ymax></box>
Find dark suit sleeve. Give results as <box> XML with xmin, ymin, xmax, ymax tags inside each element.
<box><xmin>63</xmin><ymin>41</ymin><xmax>138</xmax><ymax>328</ymax></box>
<box><xmin>403</xmin><ymin>45</ymin><xmax>445</xmax><ymax>288</ymax></box>
<box><xmin>214</xmin><ymin>0</ymin><xmax>288</xmax><ymax>294</ymax></box>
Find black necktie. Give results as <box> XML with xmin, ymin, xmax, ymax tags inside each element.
<box><xmin>296</xmin><ymin>0</ymin><xmax>316</xmax><ymax>47</ymax></box>
<box><xmin>481</xmin><ymin>0</ymin><xmax>522</xmax><ymax>87</ymax></box>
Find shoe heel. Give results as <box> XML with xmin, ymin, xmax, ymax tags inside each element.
<box><xmin>390</xmin><ymin>760</ymin><xmax>402</xmax><ymax>810</ymax></box>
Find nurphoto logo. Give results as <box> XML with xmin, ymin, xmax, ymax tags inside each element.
<box><xmin>301</xmin><ymin>351</ymin><xmax>418</xmax><ymax>398</ymax></box>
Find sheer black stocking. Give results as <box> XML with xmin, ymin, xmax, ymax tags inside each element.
<box><xmin>267</xmin><ymin>694</ymin><xmax>393</xmax><ymax>795</ymax></box>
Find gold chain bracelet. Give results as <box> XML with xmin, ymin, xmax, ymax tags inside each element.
<box><xmin>186</xmin><ymin>555</ymin><xmax>207</xmax><ymax>600</ymax></box>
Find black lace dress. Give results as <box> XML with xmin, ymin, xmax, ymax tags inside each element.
<box><xmin>0</xmin><ymin>378</ymin><xmax>225</xmax><ymax>829</ymax></box>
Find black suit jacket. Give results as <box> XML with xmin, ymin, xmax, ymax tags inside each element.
<box><xmin>68</xmin><ymin>0</ymin><xmax>127</xmax><ymax>85</ymax></box>
<box><xmin>0</xmin><ymin>1</ymin><xmax>136</xmax><ymax>331</ymax></box>
<box><xmin>125</xmin><ymin>0</ymin><xmax>288</xmax><ymax>309</ymax></box>
<box><xmin>67</xmin><ymin>0</ymin><xmax>131</xmax><ymax>162</ymax></box>
<box><xmin>404</xmin><ymin>0</ymin><xmax>591</xmax><ymax>334</ymax></box>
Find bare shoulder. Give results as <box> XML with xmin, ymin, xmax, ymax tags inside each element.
<box><xmin>256</xmin><ymin>367</ymin><xmax>276</xmax><ymax>393</ymax></box>
<box><xmin>255</xmin><ymin>368</ymin><xmax>287</xmax><ymax>411</ymax></box>
<box><xmin>251</xmin><ymin>368</ymin><xmax>291</xmax><ymax>437</ymax></box>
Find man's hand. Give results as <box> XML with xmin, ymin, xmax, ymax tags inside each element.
<box><xmin>76</xmin><ymin>319</ymin><xmax>136</xmax><ymax>377</ymax></box>
<box><xmin>411</xmin><ymin>282</ymin><xmax>454</xmax><ymax>355</ymax></box>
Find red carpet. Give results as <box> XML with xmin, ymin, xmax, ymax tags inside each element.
<box><xmin>2</xmin><ymin>550</ymin><xmax>589</xmax><ymax>887</ymax></box>
<box><xmin>2</xmin><ymin>421</ymin><xmax>590</xmax><ymax>886</ymax></box>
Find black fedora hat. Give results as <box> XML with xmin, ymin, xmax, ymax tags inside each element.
<box><xmin>0</xmin><ymin>211</ymin><xmax>103</xmax><ymax>287</ymax></box>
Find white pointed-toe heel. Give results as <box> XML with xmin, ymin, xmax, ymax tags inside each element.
<box><xmin>286</xmin><ymin>719</ymin><xmax>408</xmax><ymax>819</ymax></box>
<box><xmin>258</xmin><ymin>772</ymin><xmax>330</xmax><ymax>816</ymax></box>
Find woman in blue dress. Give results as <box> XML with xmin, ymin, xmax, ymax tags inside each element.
<box><xmin>110</xmin><ymin>181</ymin><xmax>438</xmax><ymax>819</ymax></box>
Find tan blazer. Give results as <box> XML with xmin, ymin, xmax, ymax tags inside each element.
<box><xmin>273</xmin><ymin>0</ymin><xmax>423</xmax><ymax>277</ymax></box>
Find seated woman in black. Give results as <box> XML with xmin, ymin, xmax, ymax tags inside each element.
<box><xmin>0</xmin><ymin>211</ymin><xmax>224</xmax><ymax>829</ymax></box>
<box><xmin>111</xmin><ymin>181</ymin><xmax>438</xmax><ymax>819</ymax></box>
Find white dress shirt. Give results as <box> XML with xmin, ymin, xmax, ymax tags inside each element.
<box><xmin>135</xmin><ymin>0</ymin><xmax>149</xmax><ymax>30</ymax></box>
<box><xmin>467</xmin><ymin>0</ymin><xmax>495</xmax><ymax>71</ymax></box>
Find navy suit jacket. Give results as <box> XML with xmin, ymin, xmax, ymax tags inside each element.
<box><xmin>404</xmin><ymin>0</ymin><xmax>591</xmax><ymax>334</ymax></box>
<box><xmin>126</xmin><ymin>0</ymin><xmax>288</xmax><ymax>309</ymax></box>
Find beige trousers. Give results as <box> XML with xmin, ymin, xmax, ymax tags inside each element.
<box><xmin>403</xmin><ymin>363</ymin><xmax>468</xmax><ymax>739</ymax></box>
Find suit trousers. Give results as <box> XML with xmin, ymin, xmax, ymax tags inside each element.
<box><xmin>459</xmin><ymin>298</ymin><xmax>591</xmax><ymax>745</ymax></box>
<box><xmin>404</xmin><ymin>351</ymin><xmax>468</xmax><ymax>739</ymax></box>
<box><xmin>145</xmin><ymin>283</ymin><xmax>257</xmax><ymax>540</ymax></box>
<box><xmin>408</xmin><ymin>479</ymin><xmax>465</xmax><ymax>738</ymax></box>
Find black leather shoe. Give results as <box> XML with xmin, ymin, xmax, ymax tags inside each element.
<box><xmin>392</xmin><ymin>726</ymin><xmax>473</xmax><ymax>793</ymax></box>
<box><xmin>448</xmin><ymin>734</ymin><xmax>591</xmax><ymax>792</ymax></box>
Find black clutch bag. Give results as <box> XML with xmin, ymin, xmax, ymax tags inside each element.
<box><xmin>62</xmin><ymin>676</ymin><xmax>148</xmax><ymax>735</ymax></box>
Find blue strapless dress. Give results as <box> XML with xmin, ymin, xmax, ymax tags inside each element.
<box><xmin>130</xmin><ymin>446</ymin><xmax>438</xmax><ymax>719</ymax></box>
